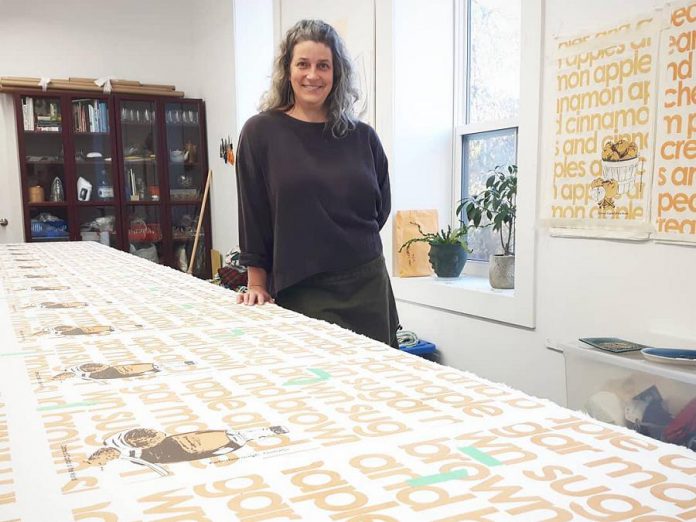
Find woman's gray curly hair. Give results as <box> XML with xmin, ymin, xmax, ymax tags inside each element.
<box><xmin>260</xmin><ymin>19</ymin><xmax>359</xmax><ymax>138</ymax></box>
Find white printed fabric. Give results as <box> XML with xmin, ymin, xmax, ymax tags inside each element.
<box><xmin>0</xmin><ymin>242</ymin><xmax>694</xmax><ymax>521</ymax></box>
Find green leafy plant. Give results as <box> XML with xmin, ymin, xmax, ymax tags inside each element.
<box><xmin>456</xmin><ymin>164</ymin><xmax>517</xmax><ymax>256</ymax></box>
<box><xmin>399</xmin><ymin>223</ymin><xmax>471</xmax><ymax>253</ymax></box>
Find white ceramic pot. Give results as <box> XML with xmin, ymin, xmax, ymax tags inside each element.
<box><xmin>489</xmin><ymin>254</ymin><xmax>514</xmax><ymax>289</ymax></box>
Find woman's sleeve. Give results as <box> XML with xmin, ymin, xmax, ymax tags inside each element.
<box><xmin>370</xmin><ymin>128</ymin><xmax>392</xmax><ymax>230</ymax></box>
<box><xmin>235</xmin><ymin>123</ymin><xmax>273</xmax><ymax>271</ymax></box>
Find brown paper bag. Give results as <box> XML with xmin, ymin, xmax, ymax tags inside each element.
<box><xmin>393</xmin><ymin>210</ymin><xmax>439</xmax><ymax>277</ymax></box>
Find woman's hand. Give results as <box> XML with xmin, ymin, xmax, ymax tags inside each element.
<box><xmin>237</xmin><ymin>284</ymin><xmax>275</xmax><ymax>305</ymax></box>
<box><xmin>236</xmin><ymin>266</ymin><xmax>273</xmax><ymax>305</ymax></box>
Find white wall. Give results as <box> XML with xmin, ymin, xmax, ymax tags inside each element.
<box><xmin>234</xmin><ymin>0</ymin><xmax>275</xmax><ymax>133</ymax></box>
<box><xmin>395</xmin><ymin>0</ymin><xmax>696</xmax><ymax>405</ymax></box>
<box><xmin>191</xmin><ymin>0</ymin><xmax>238</xmax><ymax>254</ymax></box>
<box><xmin>0</xmin><ymin>0</ymin><xmax>198</xmax><ymax>91</ymax></box>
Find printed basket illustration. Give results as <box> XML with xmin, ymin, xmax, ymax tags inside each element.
<box><xmin>602</xmin><ymin>156</ymin><xmax>639</xmax><ymax>194</ymax></box>
<box><xmin>128</xmin><ymin>222</ymin><xmax>162</xmax><ymax>242</ymax></box>
<box><xmin>31</xmin><ymin>219</ymin><xmax>68</xmax><ymax>238</ymax></box>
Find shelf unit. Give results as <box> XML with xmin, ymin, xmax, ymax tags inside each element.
<box><xmin>13</xmin><ymin>91</ymin><xmax>211</xmax><ymax>279</ymax></box>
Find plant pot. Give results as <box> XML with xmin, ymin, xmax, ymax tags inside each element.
<box><xmin>428</xmin><ymin>243</ymin><xmax>468</xmax><ymax>278</ymax></box>
<box><xmin>489</xmin><ymin>254</ymin><xmax>514</xmax><ymax>289</ymax></box>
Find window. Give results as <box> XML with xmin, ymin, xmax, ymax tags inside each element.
<box><xmin>455</xmin><ymin>0</ymin><xmax>521</xmax><ymax>262</ymax></box>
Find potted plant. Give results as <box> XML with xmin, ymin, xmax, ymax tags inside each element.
<box><xmin>399</xmin><ymin>223</ymin><xmax>471</xmax><ymax>278</ymax></box>
<box><xmin>457</xmin><ymin>165</ymin><xmax>517</xmax><ymax>289</ymax></box>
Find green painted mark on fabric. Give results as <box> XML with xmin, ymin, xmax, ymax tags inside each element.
<box><xmin>458</xmin><ymin>446</ymin><xmax>502</xmax><ymax>466</ymax></box>
<box><xmin>181</xmin><ymin>304</ymin><xmax>194</xmax><ymax>309</ymax></box>
<box><xmin>283</xmin><ymin>368</ymin><xmax>331</xmax><ymax>386</ymax></box>
<box><xmin>37</xmin><ymin>401</ymin><xmax>99</xmax><ymax>411</ymax></box>
<box><xmin>1</xmin><ymin>351</ymin><xmax>40</xmax><ymax>357</ymax></box>
<box><xmin>407</xmin><ymin>469</ymin><xmax>468</xmax><ymax>487</ymax></box>
<box><xmin>210</xmin><ymin>328</ymin><xmax>244</xmax><ymax>341</ymax></box>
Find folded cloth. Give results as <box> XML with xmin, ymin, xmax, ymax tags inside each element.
<box><xmin>662</xmin><ymin>398</ymin><xmax>696</xmax><ymax>445</ymax></box>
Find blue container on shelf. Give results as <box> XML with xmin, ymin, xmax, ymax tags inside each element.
<box><xmin>31</xmin><ymin>219</ymin><xmax>68</xmax><ymax>238</ymax></box>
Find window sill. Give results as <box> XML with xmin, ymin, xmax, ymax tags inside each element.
<box><xmin>391</xmin><ymin>272</ymin><xmax>534</xmax><ymax>328</ymax></box>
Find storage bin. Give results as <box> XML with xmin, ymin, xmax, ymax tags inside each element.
<box><xmin>563</xmin><ymin>340</ymin><xmax>696</xmax><ymax>449</ymax></box>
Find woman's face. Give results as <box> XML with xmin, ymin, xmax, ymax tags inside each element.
<box><xmin>289</xmin><ymin>40</ymin><xmax>334</xmax><ymax>113</ymax></box>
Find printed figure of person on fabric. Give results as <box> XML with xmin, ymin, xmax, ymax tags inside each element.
<box><xmin>86</xmin><ymin>426</ymin><xmax>289</xmax><ymax>476</ymax></box>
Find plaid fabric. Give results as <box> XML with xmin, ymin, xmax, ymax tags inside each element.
<box><xmin>218</xmin><ymin>266</ymin><xmax>247</xmax><ymax>290</ymax></box>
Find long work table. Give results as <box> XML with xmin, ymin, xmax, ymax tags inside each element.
<box><xmin>0</xmin><ymin>242</ymin><xmax>694</xmax><ymax>521</ymax></box>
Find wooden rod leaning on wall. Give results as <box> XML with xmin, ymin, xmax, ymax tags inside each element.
<box><xmin>187</xmin><ymin>169</ymin><xmax>213</xmax><ymax>275</ymax></box>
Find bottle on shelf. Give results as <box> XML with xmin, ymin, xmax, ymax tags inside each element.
<box><xmin>50</xmin><ymin>177</ymin><xmax>64</xmax><ymax>202</ymax></box>
<box><xmin>96</xmin><ymin>169</ymin><xmax>114</xmax><ymax>200</ymax></box>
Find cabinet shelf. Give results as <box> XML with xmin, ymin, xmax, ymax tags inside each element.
<box><xmin>170</xmin><ymin>198</ymin><xmax>203</xmax><ymax>205</ymax></box>
<box><xmin>124</xmin><ymin>200</ymin><xmax>161</xmax><ymax>206</ymax></box>
<box><xmin>23</xmin><ymin>129</ymin><xmax>62</xmax><ymax>135</ymax></box>
<box><xmin>169</xmin><ymin>162</ymin><xmax>200</xmax><ymax>168</ymax></box>
<box><xmin>31</xmin><ymin>235</ymin><xmax>70</xmax><ymax>242</ymax></box>
<box><xmin>28</xmin><ymin>201</ymin><xmax>68</xmax><ymax>207</ymax></box>
<box><xmin>124</xmin><ymin>158</ymin><xmax>156</xmax><ymax>164</ymax></box>
<box><xmin>173</xmin><ymin>233</ymin><xmax>204</xmax><ymax>242</ymax></box>
<box><xmin>76</xmin><ymin>201</ymin><xmax>117</xmax><ymax>207</ymax></box>
<box><xmin>75</xmin><ymin>159</ymin><xmax>112</xmax><ymax>164</ymax></box>
<box><xmin>25</xmin><ymin>160</ymin><xmax>64</xmax><ymax>165</ymax></box>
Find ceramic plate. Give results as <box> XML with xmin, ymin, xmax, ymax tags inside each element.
<box><xmin>641</xmin><ymin>348</ymin><xmax>696</xmax><ymax>366</ymax></box>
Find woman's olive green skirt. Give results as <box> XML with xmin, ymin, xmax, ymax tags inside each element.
<box><xmin>275</xmin><ymin>255</ymin><xmax>400</xmax><ymax>348</ymax></box>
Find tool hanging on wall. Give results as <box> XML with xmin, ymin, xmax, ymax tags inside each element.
<box><xmin>220</xmin><ymin>136</ymin><xmax>235</xmax><ymax>165</ymax></box>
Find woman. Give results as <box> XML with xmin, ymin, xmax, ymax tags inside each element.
<box><xmin>235</xmin><ymin>19</ymin><xmax>399</xmax><ymax>348</ymax></box>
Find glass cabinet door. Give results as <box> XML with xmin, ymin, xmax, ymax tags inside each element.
<box><xmin>171</xmin><ymin>205</ymin><xmax>208</xmax><ymax>277</ymax></box>
<box><xmin>165</xmin><ymin>101</ymin><xmax>202</xmax><ymax>203</ymax></box>
<box><xmin>77</xmin><ymin>207</ymin><xmax>118</xmax><ymax>247</ymax></box>
<box><xmin>119</xmin><ymin>100</ymin><xmax>163</xmax><ymax>265</ymax></box>
<box><xmin>72</xmin><ymin>97</ymin><xmax>115</xmax><ymax>202</ymax></box>
<box><xmin>165</xmin><ymin>101</ymin><xmax>209</xmax><ymax>277</ymax></box>
<box><xmin>119</xmin><ymin>100</ymin><xmax>159</xmax><ymax>202</ymax></box>
<box><xmin>126</xmin><ymin>205</ymin><xmax>163</xmax><ymax>264</ymax></box>
<box><xmin>70</xmin><ymin>96</ymin><xmax>121</xmax><ymax>248</ymax></box>
<box><xmin>20</xmin><ymin>95</ymin><xmax>70</xmax><ymax>241</ymax></box>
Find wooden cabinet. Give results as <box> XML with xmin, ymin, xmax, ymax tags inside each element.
<box><xmin>13</xmin><ymin>91</ymin><xmax>211</xmax><ymax>279</ymax></box>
